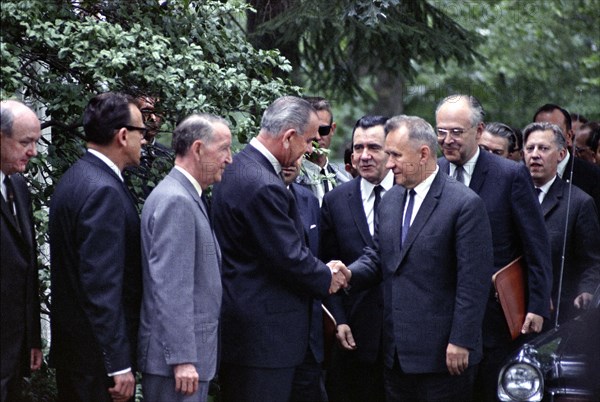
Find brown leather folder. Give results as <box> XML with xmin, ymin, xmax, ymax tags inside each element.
<box><xmin>492</xmin><ymin>256</ymin><xmax>526</xmax><ymax>340</ymax></box>
<box><xmin>322</xmin><ymin>304</ymin><xmax>337</xmax><ymax>368</ymax></box>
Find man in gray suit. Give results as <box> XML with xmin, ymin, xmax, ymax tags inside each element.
<box><xmin>138</xmin><ymin>114</ymin><xmax>232</xmax><ymax>401</ymax></box>
<box><xmin>345</xmin><ymin>115</ymin><xmax>494</xmax><ymax>401</ymax></box>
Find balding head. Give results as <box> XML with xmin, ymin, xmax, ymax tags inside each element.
<box><xmin>1</xmin><ymin>100</ymin><xmax>41</xmax><ymax>174</ymax></box>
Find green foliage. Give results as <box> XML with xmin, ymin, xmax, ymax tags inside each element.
<box><xmin>404</xmin><ymin>0</ymin><xmax>600</xmax><ymax>127</ymax></box>
<box><xmin>2</xmin><ymin>1</ymin><xmax>296</xmax><ymax>396</ymax></box>
<box><xmin>249</xmin><ymin>0</ymin><xmax>481</xmax><ymax>103</ymax></box>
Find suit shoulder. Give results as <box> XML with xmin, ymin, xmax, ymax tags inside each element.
<box><xmin>323</xmin><ymin>176</ymin><xmax>359</xmax><ymax>201</ymax></box>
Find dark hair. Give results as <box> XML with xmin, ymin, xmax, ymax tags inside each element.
<box><xmin>302</xmin><ymin>96</ymin><xmax>332</xmax><ymax>121</ymax></box>
<box><xmin>344</xmin><ymin>144</ymin><xmax>353</xmax><ymax>165</ymax></box>
<box><xmin>532</xmin><ymin>104</ymin><xmax>571</xmax><ymax>131</ymax></box>
<box><xmin>83</xmin><ymin>92</ymin><xmax>137</xmax><ymax>145</ymax></box>
<box><xmin>582</xmin><ymin>122</ymin><xmax>600</xmax><ymax>150</ymax></box>
<box><xmin>351</xmin><ymin>115</ymin><xmax>389</xmax><ymax>145</ymax></box>
<box><xmin>589</xmin><ymin>129</ymin><xmax>600</xmax><ymax>154</ymax></box>
<box><xmin>0</xmin><ymin>103</ymin><xmax>15</xmax><ymax>137</ymax></box>
<box><xmin>484</xmin><ymin>122</ymin><xmax>519</xmax><ymax>152</ymax></box>
<box><xmin>522</xmin><ymin>122</ymin><xmax>566</xmax><ymax>150</ymax></box>
<box><xmin>172</xmin><ymin>113</ymin><xmax>229</xmax><ymax>156</ymax></box>
<box><xmin>570</xmin><ymin>113</ymin><xmax>588</xmax><ymax>125</ymax></box>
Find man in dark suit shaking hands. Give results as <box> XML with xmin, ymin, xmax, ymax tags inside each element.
<box><xmin>49</xmin><ymin>92</ymin><xmax>146</xmax><ymax>402</ymax></box>
<box><xmin>211</xmin><ymin>96</ymin><xmax>349</xmax><ymax>402</ymax></box>
<box><xmin>345</xmin><ymin>115</ymin><xmax>494</xmax><ymax>401</ymax></box>
<box><xmin>1</xmin><ymin>100</ymin><xmax>42</xmax><ymax>402</ymax></box>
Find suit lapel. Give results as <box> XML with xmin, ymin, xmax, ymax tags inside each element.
<box><xmin>348</xmin><ymin>178</ymin><xmax>373</xmax><ymax>246</ymax></box>
<box><xmin>469</xmin><ymin>149</ymin><xmax>489</xmax><ymax>194</ymax></box>
<box><xmin>396</xmin><ymin>173</ymin><xmax>443</xmax><ymax>268</ymax></box>
<box><xmin>541</xmin><ymin>178</ymin><xmax>563</xmax><ymax>217</ymax></box>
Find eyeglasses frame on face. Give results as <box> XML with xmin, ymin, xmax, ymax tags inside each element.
<box><xmin>436</xmin><ymin>127</ymin><xmax>472</xmax><ymax>140</ymax></box>
<box><xmin>318</xmin><ymin>125</ymin><xmax>332</xmax><ymax>136</ymax></box>
<box><xmin>124</xmin><ymin>125</ymin><xmax>149</xmax><ymax>137</ymax></box>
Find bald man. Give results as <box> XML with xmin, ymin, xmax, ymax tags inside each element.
<box><xmin>1</xmin><ymin>100</ymin><xmax>42</xmax><ymax>402</ymax></box>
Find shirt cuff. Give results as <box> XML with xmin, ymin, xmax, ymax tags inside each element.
<box><xmin>107</xmin><ymin>367</ymin><xmax>131</xmax><ymax>377</ymax></box>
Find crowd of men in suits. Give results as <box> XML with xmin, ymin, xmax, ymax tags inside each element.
<box><xmin>1</xmin><ymin>92</ymin><xmax>599</xmax><ymax>402</ymax></box>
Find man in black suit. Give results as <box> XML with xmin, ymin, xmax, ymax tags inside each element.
<box><xmin>346</xmin><ymin>115</ymin><xmax>494</xmax><ymax>401</ymax></box>
<box><xmin>282</xmin><ymin>157</ymin><xmax>328</xmax><ymax>402</ymax></box>
<box><xmin>0</xmin><ymin>100</ymin><xmax>42</xmax><ymax>402</ymax></box>
<box><xmin>211</xmin><ymin>96</ymin><xmax>349</xmax><ymax>402</ymax></box>
<box><xmin>320</xmin><ymin>115</ymin><xmax>391</xmax><ymax>402</ymax></box>
<box><xmin>522</xmin><ymin>122</ymin><xmax>600</xmax><ymax>324</ymax></box>
<box><xmin>436</xmin><ymin>94</ymin><xmax>553</xmax><ymax>401</ymax></box>
<box><xmin>49</xmin><ymin>92</ymin><xmax>146</xmax><ymax>402</ymax></box>
<box><xmin>533</xmin><ymin>103</ymin><xmax>600</xmax><ymax>218</ymax></box>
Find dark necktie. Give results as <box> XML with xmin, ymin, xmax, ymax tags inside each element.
<box><xmin>455</xmin><ymin>165</ymin><xmax>465</xmax><ymax>184</ymax></box>
<box><xmin>4</xmin><ymin>176</ymin><xmax>21</xmax><ymax>233</ymax></box>
<box><xmin>321</xmin><ymin>168</ymin><xmax>330</xmax><ymax>193</ymax></box>
<box><xmin>373</xmin><ymin>185</ymin><xmax>383</xmax><ymax>229</ymax></box>
<box><xmin>534</xmin><ymin>187</ymin><xmax>542</xmax><ymax>204</ymax></box>
<box><xmin>401</xmin><ymin>189</ymin><xmax>416</xmax><ymax>244</ymax></box>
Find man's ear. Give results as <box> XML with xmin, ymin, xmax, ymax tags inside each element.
<box><xmin>420</xmin><ymin>145</ymin><xmax>430</xmax><ymax>164</ymax></box>
<box><xmin>115</xmin><ymin>128</ymin><xmax>128</xmax><ymax>147</ymax></box>
<box><xmin>191</xmin><ymin>139</ymin><xmax>203</xmax><ymax>158</ymax></box>
<box><xmin>331</xmin><ymin>121</ymin><xmax>337</xmax><ymax>136</ymax></box>
<box><xmin>475</xmin><ymin>122</ymin><xmax>485</xmax><ymax>140</ymax></box>
<box><xmin>282</xmin><ymin>129</ymin><xmax>295</xmax><ymax>149</ymax></box>
<box><xmin>557</xmin><ymin>147</ymin><xmax>567</xmax><ymax>163</ymax></box>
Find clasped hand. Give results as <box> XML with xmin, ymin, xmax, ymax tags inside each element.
<box><xmin>327</xmin><ymin>260</ymin><xmax>351</xmax><ymax>294</ymax></box>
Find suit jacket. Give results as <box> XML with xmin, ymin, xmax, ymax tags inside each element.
<box><xmin>1</xmin><ymin>174</ymin><xmax>41</xmax><ymax>379</ymax></box>
<box><xmin>565</xmin><ymin>154</ymin><xmax>600</xmax><ymax>219</ymax></box>
<box><xmin>349</xmin><ymin>170</ymin><xmax>494</xmax><ymax>373</ymax></box>
<box><xmin>320</xmin><ymin>176</ymin><xmax>383</xmax><ymax>363</ymax></box>
<box><xmin>439</xmin><ymin>150</ymin><xmax>553</xmax><ymax>347</ymax></box>
<box><xmin>541</xmin><ymin>177</ymin><xmax>600</xmax><ymax>322</ymax></box>
<box><xmin>138</xmin><ymin>168</ymin><xmax>222</xmax><ymax>381</ymax></box>
<box><xmin>290</xmin><ymin>182</ymin><xmax>324</xmax><ymax>363</ymax></box>
<box><xmin>296</xmin><ymin>159</ymin><xmax>352</xmax><ymax>204</ymax></box>
<box><xmin>49</xmin><ymin>152</ymin><xmax>142</xmax><ymax>375</ymax></box>
<box><xmin>211</xmin><ymin>145</ymin><xmax>332</xmax><ymax>368</ymax></box>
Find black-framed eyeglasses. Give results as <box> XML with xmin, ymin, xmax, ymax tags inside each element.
<box><xmin>124</xmin><ymin>125</ymin><xmax>149</xmax><ymax>137</ymax></box>
<box><xmin>436</xmin><ymin>127</ymin><xmax>469</xmax><ymax>139</ymax></box>
<box><xmin>318</xmin><ymin>125</ymin><xmax>332</xmax><ymax>136</ymax></box>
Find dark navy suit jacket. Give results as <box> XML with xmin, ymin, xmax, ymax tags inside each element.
<box><xmin>290</xmin><ymin>182</ymin><xmax>324</xmax><ymax>363</ymax></box>
<box><xmin>541</xmin><ymin>177</ymin><xmax>600</xmax><ymax>322</ymax></box>
<box><xmin>349</xmin><ymin>171</ymin><xmax>494</xmax><ymax>373</ymax></box>
<box><xmin>212</xmin><ymin>145</ymin><xmax>331</xmax><ymax>368</ymax></box>
<box><xmin>49</xmin><ymin>152</ymin><xmax>142</xmax><ymax>375</ymax></box>
<box><xmin>320</xmin><ymin>176</ymin><xmax>383</xmax><ymax>363</ymax></box>
<box><xmin>439</xmin><ymin>150</ymin><xmax>552</xmax><ymax>347</ymax></box>
<box><xmin>1</xmin><ymin>174</ymin><xmax>41</xmax><ymax>380</ymax></box>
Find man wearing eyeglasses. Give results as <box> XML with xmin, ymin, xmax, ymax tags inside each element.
<box><xmin>49</xmin><ymin>92</ymin><xmax>146</xmax><ymax>402</ymax></box>
<box><xmin>436</xmin><ymin>94</ymin><xmax>552</xmax><ymax>402</ymax></box>
<box><xmin>296</xmin><ymin>97</ymin><xmax>351</xmax><ymax>205</ymax></box>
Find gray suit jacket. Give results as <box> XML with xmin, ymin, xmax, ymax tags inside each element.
<box><xmin>349</xmin><ymin>170</ymin><xmax>494</xmax><ymax>373</ymax></box>
<box><xmin>138</xmin><ymin>168</ymin><xmax>222</xmax><ymax>381</ymax></box>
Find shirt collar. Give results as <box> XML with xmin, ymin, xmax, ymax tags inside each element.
<box><xmin>450</xmin><ymin>146</ymin><xmax>479</xmax><ymax>178</ymax></box>
<box><xmin>250</xmin><ymin>137</ymin><xmax>282</xmax><ymax>175</ymax></box>
<box><xmin>557</xmin><ymin>151</ymin><xmax>569</xmax><ymax>178</ymax></box>
<box><xmin>361</xmin><ymin>170</ymin><xmax>394</xmax><ymax>202</ymax></box>
<box><xmin>537</xmin><ymin>175</ymin><xmax>557</xmax><ymax>203</ymax></box>
<box><xmin>88</xmin><ymin>148</ymin><xmax>123</xmax><ymax>181</ymax></box>
<box><xmin>413</xmin><ymin>165</ymin><xmax>438</xmax><ymax>198</ymax></box>
<box><xmin>174</xmin><ymin>165</ymin><xmax>203</xmax><ymax>198</ymax></box>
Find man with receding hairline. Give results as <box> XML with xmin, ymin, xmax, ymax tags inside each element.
<box><xmin>1</xmin><ymin>100</ymin><xmax>42</xmax><ymax>402</ymax></box>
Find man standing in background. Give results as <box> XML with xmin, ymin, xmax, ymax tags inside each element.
<box><xmin>0</xmin><ymin>100</ymin><xmax>42</xmax><ymax>402</ymax></box>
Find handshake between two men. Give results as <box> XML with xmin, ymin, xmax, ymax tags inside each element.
<box><xmin>326</xmin><ymin>260</ymin><xmax>352</xmax><ymax>294</ymax></box>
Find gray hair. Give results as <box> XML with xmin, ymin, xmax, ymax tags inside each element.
<box><xmin>260</xmin><ymin>96</ymin><xmax>316</xmax><ymax>138</ymax></box>
<box><xmin>0</xmin><ymin>102</ymin><xmax>15</xmax><ymax>136</ymax></box>
<box><xmin>522</xmin><ymin>122</ymin><xmax>566</xmax><ymax>150</ymax></box>
<box><xmin>385</xmin><ymin>115</ymin><xmax>439</xmax><ymax>155</ymax></box>
<box><xmin>436</xmin><ymin>94</ymin><xmax>485</xmax><ymax>127</ymax></box>
<box><xmin>172</xmin><ymin>113</ymin><xmax>229</xmax><ymax>156</ymax></box>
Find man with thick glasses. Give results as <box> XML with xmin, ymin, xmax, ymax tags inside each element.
<box><xmin>49</xmin><ymin>92</ymin><xmax>146</xmax><ymax>402</ymax></box>
<box><xmin>296</xmin><ymin>97</ymin><xmax>351</xmax><ymax>205</ymax></box>
<box><xmin>436</xmin><ymin>94</ymin><xmax>552</xmax><ymax>402</ymax></box>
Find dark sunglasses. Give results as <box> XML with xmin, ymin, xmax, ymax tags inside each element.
<box><xmin>318</xmin><ymin>125</ymin><xmax>332</xmax><ymax>136</ymax></box>
<box><xmin>124</xmin><ymin>125</ymin><xmax>149</xmax><ymax>137</ymax></box>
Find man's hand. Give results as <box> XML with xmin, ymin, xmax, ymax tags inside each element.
<box><xmin>521</xmin><ymin>312</ymin><xmax>544</xmax><ymax>334</ymax></box>
<box><xmin>174</xmin><ymin>363</ymin><xmax>199</xmax><ymax>396</ymax></box>
<box><xmin>336</xmin><ymin>324</ymin><xmax>357</xmax><ymax>350</ymax></box>
<box><xmin>574</xmin><ymin>292</ymin><xmax>593</xmax><ymax>310</ymax></box>
<box><xmin>446</xmin><ymin>343</ymin><xmax>469</xmax><ymax>375</ymax></box>
<box><xmin>30</xmin><ymin>348</ymin><xmax>42</xmax><ymax>371</ymax></box>
<box><xmin>327</xmin><ymin>260</ymin><xmax>351</xmax><ymax>294</ymax></box>
<box><xmin>108</xmin><ymin>371</ymin><xmax>135</xmax><ymax>402</ymax></box>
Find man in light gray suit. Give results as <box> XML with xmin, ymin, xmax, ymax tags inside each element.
<box><xmin>138</xmin><ymin>114</ymin><xmax>232</xmax><ymax>401</ymax></box>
